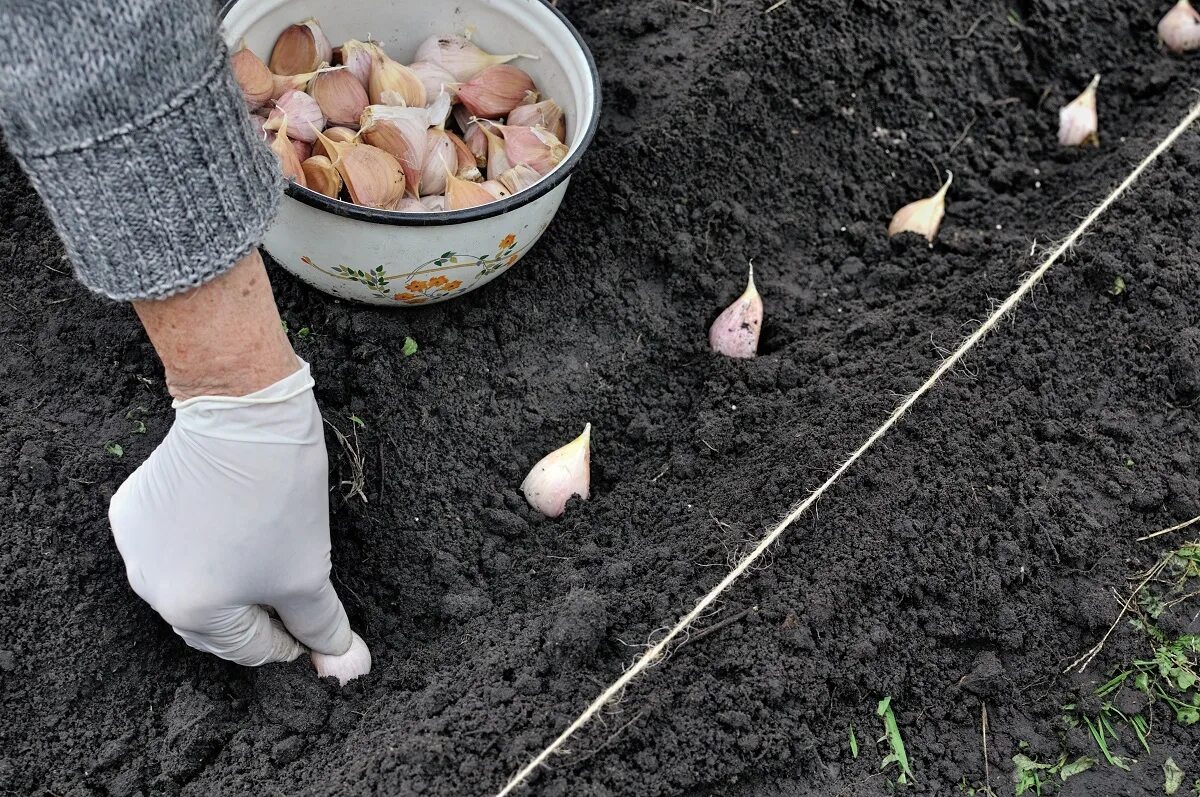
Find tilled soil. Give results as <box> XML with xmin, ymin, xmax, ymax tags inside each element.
<box><xmin>3</xmin><ymin>0</ymin><xmax>1200</xmax><ymax>795</ymax></box>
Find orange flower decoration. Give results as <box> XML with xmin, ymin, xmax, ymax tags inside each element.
<box><xmin>394</xmin><ymin>292</ymin><xmax>416</xmax><ymax>301</ymax></box>
<box><xmin>506</xmin><ymin>254</ymin><xmax>518</xmax><ymax>265</ymax></box>
<box><xmin>406</xmin><ymin>279</ymin><xmax>427</xmax><ymax>292</ymax></box>
<box><xmin>429</xmin><ymin>275</ymin><xmax>449</xmax><ymax>286</ymax></box>
<box><xmin>446</xmin><ymin>280</ymin><xmax>462</xmax><ymax>290</ymax></box>
<box><xmin>499</xmin><ymin>234</ymin><xmax>516</xmax><ymax>249</ymax></box>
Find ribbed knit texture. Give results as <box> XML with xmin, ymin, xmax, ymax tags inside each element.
<box><xmin>0</xmin><ymin>0</ymin><xmax>282</xmax><ymax>301</ymax></box>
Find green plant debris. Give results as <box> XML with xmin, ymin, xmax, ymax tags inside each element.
<box><xmin>402</xmin><ymin>336</ymin><xmax>419</xmax><ymax>356</ymax></box>
<box><xmin>104</xmin><ymin>442</ymin><xmax>123</xmax><ymax>458</ymax></box>
<box><xmin>1013</xmin><ymin>750</ymin><xmax>1093</xmax><ymax>795</ymax></box>
<box><xmin>1108</xmin><ymin>275</ymin><xmax>1126</xmax><ymax>296</ymax></box>
<box><xmin>297</xmin><ymin>326</ymin><xmax>311</xmax><ymax>338</ymax></box>
<box><xmin>848</xmin><ymin>721</ymin><xmax>858</xmax><ymax>759</ymax></box>
<box><xmin>1123</xmin><ymin>455</ymin><xmax>1136</xmax><ymax>468</ymax></box>
<box><xmin>131</xmin><ymin>420</ymin><xmax>146</xmax><ymax>434</ymax></box>
<box><xmin>349</xmin><ymin>414</ymin><xmax>366</xmax><ymax>429</ymax></box>
<box><xmin>876</xmin><ymin>696</ymin><xmax>913</xmax><ymax>784</ymax></box>
<box><xmin>281</xmin><ymin>319</ymin><xmax>289</xmax><ymax>332</ymax></box>
<box><xmin>1165</xmin><ymin>758</ymin><xmax>1185</xmax><ymax>795</ymax></box>
<box><xmin>1060</xmin><ymin>757</ymin><xmax>1094</xmax><ymax>781</ymax></box>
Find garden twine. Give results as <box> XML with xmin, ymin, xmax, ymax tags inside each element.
<box><xmin>495</xmin><ymin>99</ymin><xmax>1200</xmax><ymax>797</ymax></box>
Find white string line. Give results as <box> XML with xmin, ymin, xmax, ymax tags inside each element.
<box><xmin>494</xmin><ymin>101</ymin><xmax>1200</xmax><ymax>797</ymax></box>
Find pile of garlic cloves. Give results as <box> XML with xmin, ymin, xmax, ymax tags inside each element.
<box><xmin>233</xmin><ymin>20</ymin><xmax>568</xmax><ymax>211</ymax></box>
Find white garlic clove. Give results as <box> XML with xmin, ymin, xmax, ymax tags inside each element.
<box><xmin>1058</xmin><ymin>74</ymin><xmax>1100</xmax><ymax>147</ymax></box>
<box><xmin>888</xmin><ymin>170</ymin><xmax>952</xmax><ymax>243</ymax></box>
<box><xmin>394</xmin><ymin>197</ymin><xmax>428</xmax><ymax>212</ymax></box>
<box><xmin>497</xmin><ymin>124</ymin><xmax>567</xmax><ymax>176</ymax></box>
<box><xmin>498</xmin><ymin>163</ymin><xmax>541</xmax><ymax>195</ymax></box>
<box><xmin>409</xmin><ymin>61</ymin><xmax>459</xmax><ymax>102</ymax></box>
<box><xmin>709</xmin><ymin>263</ymin><xmax>763</xmax><ymax>359</ymax></box>
<box><xmin>480</xmin><ymin>179</ymin><xmax>511</xmax><ymax>199</ymax></box>
<box><xmin>521</xmin><ymin>424</ymin><xmax>592</xmax><ymax>518</ymax></box>
<box><xmin>268</xmin><ymin>89</ymin><xmax>325</xmax><ymax>143</ymax></box>
<box><xmin>412</xmin><ymin>34</ymin><xmax>531</xmax><ymax>82</ymax></box>
<box><xmin>367</xmin><ymin>43</ymin><xmax>427</xmax><ymax>107</ymax></box>
<box><xmin>421</xmin><ymin>194</ymin><xmax>446</xmax><ymax>212</ymax></box>
<box><xmin>339</xmin><ymin>39</ymin><xmax>374</xmax><ymax>87</ymax></box>
<box><xmin>419</xmin><ymin>128</ymin><xmax>457</xmax><ymax>197</ymax></box>
<box><xmin>1159</xmin><ymin>0</ymin><xmax>1200</xmax><ymax>52</ymax></box>
<box><xmin>310</xmin><ymin>632</ymin><xmax>372</xmax><ymax>685</ymax></box>
<box><xmin>507</xmin><ymin>99</ymin><xmax>566</xmax><ymax>143</ymax></box>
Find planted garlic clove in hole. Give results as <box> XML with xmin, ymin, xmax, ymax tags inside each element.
<box><xmin>310</xmin><ymin>632</ymin><xmax>372</xmax><ymax>686</ymax></box>
<box><xmin>888</xmin><ymin>170</ymin><xmax>952</xmax><ymax>243</ymax></box>
<box><xmin>1058</xmin><ymin>74</ymin><xmax>1100</xmax><ymax>147</ymax></box>
<box><xmin>709</xmin><ymin>262</ymin><xmax>763</xmax><ymax>359</ymax></box>
<box><xmin>1159</xmin><ymin>0</ymin><xmax>1200</xmax><ymax>52</ymax></box>
<box><xmin>521</xmin><ymin>424</ymin><xmax>592</xmax><ymax>518</ymax></box>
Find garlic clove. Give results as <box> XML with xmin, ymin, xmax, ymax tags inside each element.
<box><xmin>445</xmin><ymin>171</ymin><xmax>498</xmax><ymax>210</ymax></box>
<box><xmin>479</xmin><ymin>121</ymin><xmax>511</xmax><ymax>180</ymax></box>
<box><xmin>314</xmin><ymin>129</ymin><xmax>406</xmax><ymax>209</ymax></box>
<box><xmin>291</xmin><ymin>138</ymin><xmax>312</xmax><ymax>163</ymax></box>
<box><xmin>413</xmin><ymin>34</ymin><xmax>533</xmax><ymax>82</ymax></box>
<box><xmin>301</xmin><ymin>155</ymin><xmax>342</xmax><ymax>197</ymax></box>
<box><xmin>462</xmin><ymin>120</ymin><xmax>488</xmax><ymax>167</ymax></box>
<box><xmin>268</xmin><ymin>89</ymin><xmax>325</xmax><ymax>143</ymax></box>
<box><xmin>231</xmin><ymin>47</ymin><xmax>274</xmax><ymax>110</ymax></box>
<box><xmin>426</xmin><ymin>87</ymin><xmax>454</xmax><ymax>129</ymax></box>
<box><xmin>269</xmin><ymin>18</ymin><xmax>333</xmax><ymax>76</ymax></box>
<box><xmin>709</xmin><ymin>263</ymin><xmax>763</xmax><ymax>359</ymax></box>
<box><xmin>481</xmin><ymin>179</ymin><xmax>511</xmax><ymax>199</ymax></box>
<box><xmin>497</xmin><ymin>124</ymin><xmax>567</xmax><ymax>176</ymax></box>
<box><xmin>309</xmin><ymin>66</ymin><xmax>370</xmax><ymax>128</ymax></box>
<box><xmin>1058</xmin><ymin>74</ymin><xmax>1100</xmax><ymax>147</ymax></box>
<box><xmin>421</xmin><ymin>193</ymin><xmax>446</xmax><ymax>212</ymax></box>
<box><xmin>366</xmin><ymin>43</ymin><xmax>427</xmax><ymax>107</ymax></box>
<box><xmin>1159</xmin><ymin>0</ymin><xmax>1200</xmax><ymax>52</ymax></box>
<box><xmin>339</xmin><ymin>39</ymin><xmax>374</xmax><ymax>87</ymax></box>
<box><xmin>359</xmin><ymin>104</ymin><xmax>428</xmax><ymax>197</ymax></box>
<box><xmin>249</xmin><ymin>114</ymin><xmax>268</xmax><ymax>142</ymax></box>
<box><xmin>394</xmin><ymin>197</ymin><xmax>428</xmax><ymax>212</ymax></box>
<box><xmin>310</xmin><ymin>631</ymin><xmax>371</xmax><ymax>686</ymax></box>
<box><xmin>521</xmin><ymin>424</ymin><xmax>592</xmax><ymax>518</ymax></box>
<box><xmin>409</xmin><ymin>61</ymin><xmax>459</xmax><ymax>103</ymax></box>
<box><xmin>888</xmin><ymin>170</ymin><xmax>952</xmax><ymax>243</ymax></box>
<box><xmin>455</xmin><ymin>65</ymin><xmax>538</xmax><ymax>119</ymax></box>
<box><xmin>419</xmin><ymin>128</ymin><xmax>457</xmax><ymax>197</ymax></box>
<box><xmin>270</xmin><ymin>68</ymin><xmax>321</xmax><ymax>100</ymax></box>
<box><xmin>499</xmin><ymin>163</ymin><xmax>542</xmax><ymax>195</ymax></box>
<box><xmin>506</xmin><ymin>99</ymin><xmax>566</xmax><ymax>142</ymax></box>
<box><xmin>446</xmin><ymin>130</ymin><xmax>483</xmax><ymax>181</ymax></box>
<box><xmin>311</xmin><ymin>125</ymin><xmax>357</xmax><ymax>159</ymax></box>
<box><xmin>267</xmin><ymin>115</ymin><xmax>307</xmax><ymax>186</ymax></box>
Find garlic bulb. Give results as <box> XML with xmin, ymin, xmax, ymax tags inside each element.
<box><xmin>360</xmin><ymin>104</ymin><xmax>429</xmax><ymax>196</ymax></box>
<box><xmin>1058</xmin><ymin>74</ymin><xmax>1100</xmax><ymax>147</ymax></box>
<box><xmin>339</xmin><ymin>39</ymin><xmax>374</xmax><ymax>86</ymax></box>
<box><xmin>267</xmin><ymin>89</ymin><xmax>325</xmax><ymax>143</ymax></box>
<box><xmin>456</xmin><ymin>65</ymin><xmax>537</xmax><ymax>118</ymax></box>
<box><xmin>521</xmin><ymin>424</ymin><xmax>592</xmax><ymax>518</ymax></box>
<box><xmin>1159</xmin><ymin>0</ymin><xmax>1200</xmax><ymax>52</ymax></box>
<box><xmin>445</xmin><ymin>171</ymin><xmax>496</xmax><ymax>210</ymax></box>
<box><xmin>420</xmin><ymin>128</ymin><xmax>457</xmax><ymax>196</ymax></box>
<box><xmin>507</xmin><ymin>99</ymin><xmax>566</xmax><ymax>142</ymax></box>
<box><xmin>314</xmin><ymin>129</ymin><xmax>406</xmax><ymax>208</ymax></box>
<box><xmin>231</xmin><ymin>47</ymin><xmax>274</xmax><ymax>110</ymax></box>
<box><xmin>310</xmin><ymin>632</ymin><xmax>372</xmax><ymax>686</ymax></box>
<box><xmin>301</xmin><ymin>155</ymin><xmax>342</xmax><ymax>197</ymax></box>
<box><xmin>413</xmin><ymin>34</ymin><xmax>529</xmax><ymax>82</ymax></box>
<box><xmin>409</xmin><ymin>61</ymin><xmax>458</xmax><ymax>102</ymax></box>
<box><xmin>499</xmin><ymin>163</ymin><xmax>542</xmax><ymax>194</ymax></box>
<box><xmin>709</xmin><ymin>264</ymin><xmax>763</xmax><ymax>359</ymax></box>
<box><xmin>309</xmin><ymin>66</ymin><xmax>369</xmax><ymax>128</ymax></box>
<box><xmin>498</xmin><ymin>124</ymin><xmax>567</xmax><ymax>175</ymax></box>
<box><xmin>888</xmin><ymin>171</ymin><xmax>952</xmax><ymax>243</ymax></box>
<box><xmin>269</xmin><ymin>18</ymin><xmax>333</xmax><ymax>75</ymax></box>
<box><xmin>367</xmin><ymin>44</ymin><xmax>426</xmax><ymax>107</ymax></box>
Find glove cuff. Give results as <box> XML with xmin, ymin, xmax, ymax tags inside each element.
<box><xmin>172</xmin><ymin>358</ymin><xmax>314</xmax><ymax>410</ymax></box>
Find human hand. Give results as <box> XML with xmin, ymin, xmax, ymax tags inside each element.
<box><xmin>108</xmin><ymin>360</ymin><xmax>362</xmax><ymax>671</ymax></box>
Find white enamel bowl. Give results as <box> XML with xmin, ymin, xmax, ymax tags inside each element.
<box><xmin>221</xmin><ymin>0</ymin><xmax>600</xmax><ymax>306</ymax></box>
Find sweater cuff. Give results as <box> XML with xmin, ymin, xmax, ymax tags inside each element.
<box><xmin>11</xmin><ymin>50</ymin><xmax>283</xmax><ymax>302</ymax></box>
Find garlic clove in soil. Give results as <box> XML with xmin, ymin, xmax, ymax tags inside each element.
<box><xmin>269</xmin><ymin>18</ymin><xmax>333</xmax><ymax>76</ymax></box>
<box><xmin>498</xmin><ymin>124</ymin><xmax>567</xmax><ymax>176</ymax></box>
<box><xmin>709</xmin><ymin>263</ymin><xmax>763</xmax><ymax>359</ymax></box>
<box><xmin>888</xmin><ymin>170</ymin><xmax>952</xmax><ymax>243</ymax></box>
<box><xmin>413</xmin><ymin>33</ymin><xmax>531</xmax><ymax>82</ymax></box>
<box><xmin>446</xmin><ymin>130</ymin><xmax>483</xmax><ymax>182</ymax></box>
<box><xmin>301</xmin><ymin>155</ymin><xmax>342</xmax><ymax>198</ymax></box>
<box><xmin>506</xmin><ymin>99</ymin><xmax>566</xmax><ymax>142</ymax></box>
<box><xmin>1058</xmin><ymin>74</ymin><xmax>1101</xmax><ymax>147</ymax></box>
<box><xmin>409</xmin><ymin>61</ymin><xmax>459</xmax><ymax>102</ymax></box>
<box><xmin>339</xmin><ymin>39</ymin><xmax>374</xmax><ymax>87</ymax></box>
<box><xmin>455</xmin><ymin>65</ymin><xmax>538</xmax><ymax>119</ymax></box>
<box><xmin>231</xmin><ymin>47</ymin><xmax>274</xmax><ymax>110</ymax></box>
<box><xmin>267</xmin><ymin>89</ymin><xmax>325</xmax><ymax>143</ymax></box>
<box><xmin>314</xmin><ymin>129</ymin><xmax>406</xmax><ymax>208</ymax></box>
<box><xmin>367</xmin><ymin>43</ymin><xmax>427</xmax><ymax>107</ymax></box>
<box><xmin>445</xmin><ymin>171</ymin><xmax>497</xmax><ymax>210</ymax></box>
<box><xmin>499</xmin><ymin>163</ymin><xmax>542</xmax><ymax>194</ymax></box>
<box><xmin>1159</xmin><ymin>0</ymin><xmax>1200</xmax><ymax>52</ymax></box>
<box><xmin>310</xmin><ymin>631</ymin><xmax>372</xmax><ymax>685</ymax></box>
<box><xmin>309</xmin><ymin>66</ymin><xmax>370</xmax><ymax>128</ymax></box>
<box><xmin>521</xmin><ymin>424</ymin><xmax>592</xmax><ymax>518</ymax></box>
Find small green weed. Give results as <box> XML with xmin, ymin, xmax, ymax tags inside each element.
<box><xmin>402</xmin><ymin>336</ymin><xmax>419</xmax><ymax>356</ymax></box>
<box><xmin>876</xmin><ymin>696</ymin><xmax>913</xmax><ymax>785</ymax></box>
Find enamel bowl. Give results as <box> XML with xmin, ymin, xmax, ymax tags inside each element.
<box><xmin>220</xmin><ymin>0</ymin><xmax>600</xmax><ymax>306</ymax></box>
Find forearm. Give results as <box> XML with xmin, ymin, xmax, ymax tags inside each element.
<box><xmin>0</xmin><ymin>0</ymin><xmax>280</xmax><ymax>301</ymax></box>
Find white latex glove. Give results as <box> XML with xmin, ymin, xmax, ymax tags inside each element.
<box><xmin>108</xmin><ymin>360</ymin><xmax>354</xmax><ymax>667</ymax></box>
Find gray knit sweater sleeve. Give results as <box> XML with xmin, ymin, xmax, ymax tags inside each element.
<box><xmin>0</xmin><ymin>0</ymin><xmax>282</xmax><ymax>301</ymax></box>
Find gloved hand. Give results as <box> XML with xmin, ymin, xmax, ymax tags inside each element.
<box><xmin>108</xmin><ymin>359</ymin><xmax>353</xmax><ymax>666</ymax></box>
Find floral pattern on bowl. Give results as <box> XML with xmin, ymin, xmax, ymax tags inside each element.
<box><xmin>300</xmin><ymin>234</ymin><xmax>526</xmax><ymax>305</ymax></box>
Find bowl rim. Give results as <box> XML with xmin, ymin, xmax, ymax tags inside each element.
<box><xmin>220</xmin><ymin>0</ymin><xmax>601</xmax><ymax>227</ymax></box>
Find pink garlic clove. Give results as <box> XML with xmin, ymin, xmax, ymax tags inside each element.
<box><xmin>521</xmin><ymin>424</ymin><xmax>592</xmax><ymax>518</ymax></box>
<box><xmin>1058</xmin><ymin>74</ymin><xmax>1100</xmax><ymax>148</ymax></box>
<box><xmin>709</xmin><ymin>263</ymin><xmax>763</xmax><ymax>359</ymax></box>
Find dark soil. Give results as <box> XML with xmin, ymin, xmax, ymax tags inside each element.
<box><xmin>3</xmin><ymin>0</ymin><xmax>1200</xmax><ymax>795</ymax></box>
